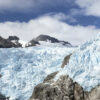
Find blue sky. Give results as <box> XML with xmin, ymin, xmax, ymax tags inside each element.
<box><xmin>0</xmin><ymin>0</ymin><xmax>100</xmax><ymax>45</ymax></box>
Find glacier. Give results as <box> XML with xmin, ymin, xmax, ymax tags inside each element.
<box><xmin>1</xmin><ymin>33</ymin><xmax>100</xmax><ymax>100</ymax></box>
<box><xmin>0</xmin><ymin>46</ymin><xmax>74</xmax><ymax>100</ymax></box>
<box><xmin>56</xmin><ymin>33</ymin><xmax>100</xmax><ymax>91</ymax></box>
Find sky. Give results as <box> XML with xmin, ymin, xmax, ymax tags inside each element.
<box><xmin>0</xmin><ymin>0</ymin><xmax>100</xmax><ymax>45</ymax></box>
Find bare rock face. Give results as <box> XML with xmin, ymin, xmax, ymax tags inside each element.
<box><xmin>0</xmin><ymin>36</ymin><xmax>22</xmax><ymax>48</ymax></box>
<box><xmin>29</xmin><ymin>70</ymin><xmax>100</xmax><ymax>100</ymax></box>
<box><xmin>25</xmin><ymin>40</ymin><xmax>40</xmax><ymax>47</ymax></box>
<box><xmin>29</xmin><ymin>71</ymin><xmax>85</xmax><ymax>100</ymax></box>
<box><xmin>0</xmin><ymin>93</ymin><xmax>9</xmax><ymax>100</ymax></box>
<box><xmin>0</xmin><ymin>74</ymin><xmax>2</xmax><ymax>78</ymax></box>
<box><xmin>35</xmin><ymin>35</ymin><xmax>72</xmax><ymax>46</ymax></box>
<box><xmin>7</xmin><ymin>36</ymin><xmax>22</xmax><ymax>47</ymax></box>
<box><xmin>35</xmin><ymin>35</ymin><xmax>59</xmax><ymax>43</ymax></box>
<box><xmin>74</xmin><ymin>82</ymin><xmax>84</xmax><ymax>100</ymax></box>
<box><xmin>61</xmin><ymin>54</ymin><xmax>72</xmax><ymax>68</ymax></box>
<box><xmin>7</xmin><ymin>36</ymin><xmax>19</xmax><ymax>41</ymax></box>
<box><xmin>87</xmin><ymin>86</ymin><xmax>100</xmax><ymax>100</ymax></box>
<box><xmin>43</xmin><ymin>71</ymin><xmax>59</xmax><ymax>83</ymax></box>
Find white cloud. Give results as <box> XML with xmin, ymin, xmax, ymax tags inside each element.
<box><xmin>0</xmin><ymin>0</ymin><xmax>34</xmax><ymax>12</ymax></box>
<box><xmin>76</xmin><ymin>0</ymin><xmax>100</xmax><ymax>17</ymax></box>
<box><xmin>0</xmin><ymin>0</ymin><xmax>73</xmax><ymax>12</ymax></box>
<box><xmin>0</xmin><ymin>14</ymin><xmax>100</xmax><ymax>45</ymax></box>
<box><xmin>43</xmin><ymin>13</ymin><xmax>77</xmax><ymax>23</ymax></box>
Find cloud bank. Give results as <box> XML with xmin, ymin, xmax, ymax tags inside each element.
<box><xmin>0</xmin><ymin>14</ymin><xmax>100</xmax><ymax>45</ymax></box>
<box><xmin>0</xmin><ymin>0</ymin><xmax>34</xmax><ymax>12</ymax></box>
<box><xmin>76</xmin><ymin>0</ymin><xmax>100</xmax><ymax>17</ymax></box>
<box><xmin>0</xmin><ymin>0</ymin><xmax>100</xmax><ymax>18</ymax></box>
<box><xmin>0</xmin><ymin>0</ymin><xmax>72</xmax><ymax>12</ymax></box>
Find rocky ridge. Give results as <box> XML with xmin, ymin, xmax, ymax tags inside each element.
<box><xmin>0</xmin><ymin>35</ymin><xmax>72</xmax><ymax>48</ymax></box>
<box><xmin>26</xmin><ymin>35</ymin><xmax>72</xmax><ymax>47</ymax></box>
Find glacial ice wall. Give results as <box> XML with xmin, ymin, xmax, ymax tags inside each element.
<box><xmin>0</xmin><ymin>46</ymin><xmax>73</xmax><ymax>100</ymax></box>
<box><xmin>56</xmin><ymin>34</ymin><xmax>100</xmax><ymax>91</ymax></box>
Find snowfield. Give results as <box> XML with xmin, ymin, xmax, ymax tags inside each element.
<box><xmin>0</xmin><ymin>46</ymin><xmax>74</xmax><ymax>100</ymax></box>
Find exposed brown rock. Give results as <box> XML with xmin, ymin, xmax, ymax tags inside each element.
<box><xmin>29</xmin><ymin>70</ymin><xmax>100</xmax><ymax>100</ymax></box>
<box><xmin>88</xmin><ymin>85</ymin><xmax>100</xmax><ymax>100</ymax></box>
<box><xmin>61</xmin><ymin>54</ymin><xmax>72</xmax><ymax>68</ymax></box>
<box><xmin>29</xmin><ymin>71</ymin><xmax>85</xmax><ymax>100</ymax></box>
<box><xmin>0</xmin><ymin>74</ymin><xmax>2</xmax><ymax>78</ymax></box>
<box><xmin>43</xmin><ymin>71</ymin><xmax>59</xmax><ymax>83</ymax></box>
<box><xmin>74</xmin><ymin>82</ymin><xmax>84</xmax><ymax>100</ymax></box>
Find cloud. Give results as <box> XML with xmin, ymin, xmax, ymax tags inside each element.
<box><xmin>0</xmin><ymin>0</ymin><xmax>34</xmax><ymax>12</ymax></box>
<box><xmin>43</xmin><ymin>13</ymin><xmax>77</xmax><ymax>23</ymax></box>
<box><xmin>0</xmin><ymin>14</ymin><xmax>100</xmax><ymax>45</ymax></box>
<box><xmin>0</xmin><ymin>0</ymin><xmax>73</xmax><ymax>12</ymax></box>
<box><xmin>75</xmin><ymin>0</ymin><xmax>100</xmax><ymax>17</ymax></box>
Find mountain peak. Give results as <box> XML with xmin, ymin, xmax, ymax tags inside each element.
<box><xmin>0</xmin><ymin>36</ymin><xmax>21</xmax><ymax>48</ymax></box>
<box><xmin>26</xmin><ymin>34</ymin><xmax>72</xmax><ymax>47</ymax></box>
<box><xmin>35</xmin><ymin>34</ymin><xmax>59</xmax><ymax>43</ymax></box>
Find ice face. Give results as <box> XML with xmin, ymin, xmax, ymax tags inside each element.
<box><xmin>0</xmin><ymin>46</ymin><xmax>74</xmax><ymax>100</ymax></box>
<box><xmin>56</xmin><ymin>33</ymin><xmax>100</xmax><ymax>91</ymax></box>
<box><xmin>1</xmin><ymin>33</ymin><xmax>100</xmax><ymax>100</ymax></box>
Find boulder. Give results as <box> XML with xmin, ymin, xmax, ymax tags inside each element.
<box><xmin>29</xmin><ymin>69</ymin><xmax>100</xmax><ymax>100</ymax></box>
<box><xmin>29</xmin><ymin>71</ymin><xmax>85</xmax><ymax>100</ymax></box>
<box><xmin>61</xmin><ymin>54</ymin><xmax>72</xmax><ymax>68</ymax></box>
<box><xmin>0</xmin><ymin>93</ymin><xmax>10</xmax><ymax>100</ymax></box>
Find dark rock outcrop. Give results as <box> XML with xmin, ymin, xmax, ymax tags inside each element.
<box><xmin>26</xmin><ymin>35</ymin><xmax>72</xmax><ymax>47</ymax></box>
<box><xmin>0</xmin><ymin>36</ymin><xmax>22</xmax><ymax>48</ymax></box>
<box><xmin>0</xmin><ymin>93</ymin><xmax>9</xmax><ymax>100</ymax></box>
<box><xmin>87</xmin><ymin>85</ymin><xmax>100</xmax><ymax>100</ymax></box>
<box><xmin>29</xmin><ymin>71</ymin><xmax>100</xmax><ymax>100</ymax></box>
<box><xmin>25</xmin><ymin>40</ymin><xmax>40</xmax><ymax>47</ymax></box>
<box><xmin>29</xmin><ymin>71</ymin><xmax>85</xmax><ymax>100</ymax></box>
<box><xmin>0</xmin><ymin>74</ymin><xmax>2</xmax><ymax>78</ymax></box>
<box><xmin>35</xmin><ymin>35</ymin><xmax>59</xmax><ymax>43</ymax></box>
<box><xmin>7</xmin><ymin>36</ymin><xmax>22</xmax><ymax>47</ymax></box>
<box><xmin>7</xmin><ymin>36</ymin><xmax>19</xmax><ymax>41</ymax></box>
<box><xmin>61</xmin><ymin>54</ymin><xmax>72</xmax><ymax>68</ymax></box>
<box><xmin>43</xmin><ymin>71</ymin><xmax>59</xmax><ymax>83</ymax></box>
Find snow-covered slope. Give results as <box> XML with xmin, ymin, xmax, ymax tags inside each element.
<box><xmin>0</xmin><ymin>46</ymin><xmax>74</xmax><ymax>100</ymax></box>
<box><xmin>26</xmin><ymin>35</ymin><xmax>72</xmax><ymax>47</ymax></box>
<box><xmin>56</xmin><ymin>33</ymin><xmax>100</xmax><ymax>91</ymax></box>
